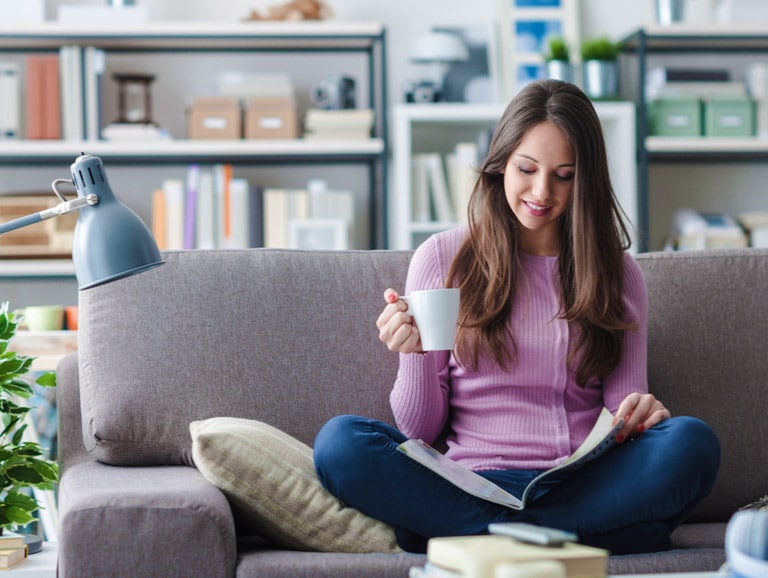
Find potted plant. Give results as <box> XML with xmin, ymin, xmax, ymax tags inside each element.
<box><xmin>0</xmin><ymin>302</ymin><xmax>57</xmax><ymax>532</ymax></box>
<box><xmin>543</xmin><ymin>36</ymin><xmax>573</xmax><ymax>83</ymax></box>
<box><xmin>580</xmin><ymin>36</ymin><xmax>620</xmax><ymax>99</ymax></box>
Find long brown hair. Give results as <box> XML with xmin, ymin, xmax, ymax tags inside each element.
<box><xmin>446</xmin><ymin>79</ymin><xmax>633</xmax><ymax>386</ymax></box>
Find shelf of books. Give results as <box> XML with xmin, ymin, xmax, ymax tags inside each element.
<box><xmin>391</xmin><ymin>102</ymin><xmax>637</xmax><ymax>250</ymax></box>
<box><xmin>0</xmin><ymin>20</ymin><xmax>389</xmax><ymax>282</ymax></box>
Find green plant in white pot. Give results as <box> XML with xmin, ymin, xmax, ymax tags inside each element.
<box><xmin>0</xmin><ymin>302</ymin><xmax>57</xmax><ymax>532</ymax></box>
<box><xmin>543</xmin><ymin>36</ymin><xmax>573</xmax><ymax>83</ymax></box>
<box><xmin>580</xmin><ymin>36</ymin><xmax>620</xmax><ymax>99</ymax></box>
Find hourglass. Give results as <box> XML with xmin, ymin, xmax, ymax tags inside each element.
<box><xmin>113</xmin><ymin>72</ymin><xmax>156</xmax><ymax>125</ymax></box>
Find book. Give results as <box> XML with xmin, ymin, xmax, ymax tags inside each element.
<box><xmin>195</xmin><ymin>170</ymin><xmax>216</xmax><ymax>250</ymax></box>
<box><xmin>83</xmin><ymin>46</ymin><xmax>105</xmax><ymax>140</ymax></box>
<box><xmin>672</xmin><ymin>209</ymin><xmax>748</xmax><ymax>251</ymax></box>
<box><xmin>397</xmin><ymin>407</ymin><xmax>623</xmax><ymax>510</ymax></box>
<box><xmin>0</xmin><ymin>531</ymin><xmax>26</xmax><ymax>550</ymax></box>
<box><xmin>227</xmin><ymin>177</ymin><xmax>250</xmax><ymax>249</ymax></box>
<box><xmin>0</xmin><ymin>61</ymin><xmax>20</xmax><ymax>139</ymax></box>
<box><xmin>426</xmin><ymin>535</ymin><xmax>607</xmax><ymax>578</ymax></box>
<box><xmin>42</xmin><ymin>55</ymin><xmax>61</xmax><ymax>140</ymax></box>
<box><xmin>101</xmin><ymin>123</ymin><xmax>170</xmax><ymax>140</ymax></box>
<box><xmin>737</xmin><ymin>211</ymin><xmax>768</xmax><ymax>248</ymax></box>
<box><xmin>262</xmin><ymin>188</ymin><xmax>310</xmax><ymax>248</ymax></box>
<box><xmin>422</xmin><ymin>152</ymin><xmax>454</xmax><ymax>223</ymax></box>
<box><xmin>183</xmin><ymin>165</ymin><xmax>200</xmax><ymax>250</ymax></box>
<box><xmin>0</xmin><ymin>545</ymin><xmax>27</xmax><ymax>570</ymax></box>
<box><xmin>248</xmin><ymin>184</ymin><xmax>265</xmax><ymax>248</ymax></box>
<box><xmin>445</xmin><ymin>142</ymin><xmax>479</xmax><ymax>224</ymax></box>
<box><xmin>412</xmin><ymin>154</ymin><xmax>431</xmax><ymax>223</ymax></box>
<box><xmin>161</xmin><ymin>178</ymin><xmax>185</xmax><ymax>251</ymax></box>
<box><xmin>59</xmin><ymin>45</ymin><xmax>84</xmax><ymax>141</ymax></box>
<box><xmin>151</xmin><ymin>188</ymin><xmax>167</xmax><ymax>250</ymax></box>
<box><xmin>24</xmin><ymin>56</ymin><xmax>45</xmax><ymax>139</ymax></box>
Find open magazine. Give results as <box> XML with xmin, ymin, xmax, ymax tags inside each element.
<box><xmin>397</xmin><ymin>407</ymin><xmax>623</xmax><ymax>510</ymax></box>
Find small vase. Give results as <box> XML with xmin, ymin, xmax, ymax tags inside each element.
<box><xmin>546</xmin><ymin>60</ymin><xmax>574</xmax><ymax>84</ymax></box>
<box><xmin>582</xmin><ymin>60</ymin><xmax>619</xmax><ymax>100</ymax></box>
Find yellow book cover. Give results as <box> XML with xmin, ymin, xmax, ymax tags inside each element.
<box><xmin>427</xmin><ymin>535</ymin><xmax>607</xmax><ymax>578</ymax></box>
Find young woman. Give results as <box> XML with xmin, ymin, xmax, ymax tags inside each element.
<box><xmin>313</xmin><ymin>79</ymin><xmax>720</xmax><ymax>554</ymax></box>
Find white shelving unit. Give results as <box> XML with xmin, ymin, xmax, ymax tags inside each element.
<box><xmin>621</xmin><ymin>26</ymin><xmax>768</xmax><ymax>251</ymax></box>
<box><xmin>0</xmin><ymin>21</ymin><xmax>389</xmax><ymax>285</ymax></box>
<box><xmin>391</xmin><ymin>102</ymin><xmax>638</xmax><ymax>251</ymax></box>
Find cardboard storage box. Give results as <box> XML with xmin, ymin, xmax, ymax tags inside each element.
<box><xmin>705</xmin><ymin>96</ymin><xmax>755</xmax><ymax>137</ymax></box>
<box><xmin>188</xmin><ymin>97</ymin><xmax>242</xmax><ymax>140</ymax></box>
<box><xmin>244</xmin><ymin>97</ymin><xmax>298</xmax><ymax>139</ymax></box>
<box><xmin>648</xmin><ymin>97</ymin><xmax>702</xmax><ymax>137</ymax></box>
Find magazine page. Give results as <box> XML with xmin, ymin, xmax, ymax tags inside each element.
<box><xmin>397</xmin><ymin>407</ymin><xmax>623</xmax><ymax>510</ymax></box>
<box><xmin>518</xmin><ymin>407</ymin><xmax>623</xmax><ymax>505</ymax></box>
<box><xmin>397</xmin><ymin>439</ymin><xmax>523</xmax><ymax>509</ymax></box>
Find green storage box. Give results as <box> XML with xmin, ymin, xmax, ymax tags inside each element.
<box><xmin>648</xmin><ymin>98</ymin><xmax>702</xmax><ymax>137</ymax></box>
<box><xmin>705</xmin><ymin>96</ymin><xmax>755</xmax><ymax>137</ymax></box>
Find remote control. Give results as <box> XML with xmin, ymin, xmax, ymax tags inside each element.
<box><xmin>487</xmin><ymin>523</ymin><xmax>578</xmax><ymax>546</ymax></box>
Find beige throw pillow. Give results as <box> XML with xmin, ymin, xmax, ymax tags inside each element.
<box><xmin>190</xmin><ymin>417</ymin><xmax>401</xmax><ymax>553</ymax></box>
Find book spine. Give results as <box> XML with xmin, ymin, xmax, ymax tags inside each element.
<box><xmin>0</xmin><ymin>62</ymin><xmax>20</xmax><ymax>139</ymax></box>
<box><xmin>43</xmin><ymin>55</ymin><xmax>61</xmax><ymax>140</ymax></box>
<box><xmin>248</xmin><ymin>185</ymin><xmax>264</xmax><ymax>248</ymax></box>
<box><xmin>24</xmin><ymin>56</ymin><xmax>45</xmax><ymax>139</ymax></box>
<box><xmin>162</xmin><ymin>178</ymin><xmax>184</xmax><ymax>250</ymax></box>
<box><xmin>183</xmin><ymin>165</ymin><xmax>200</xmax><ymax>250</ymax></box>
<box><xmin>151</xmin><ymin>188</ymin><xmax>167</xmax><ymax>251</ymax></box>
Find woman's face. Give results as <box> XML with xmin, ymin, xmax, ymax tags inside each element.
<box><xmin>503</xmin><ymin>120</ymin><xmax>575</xmax><ymax>256</ymax></box>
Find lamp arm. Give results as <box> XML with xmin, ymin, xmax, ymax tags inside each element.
<box><xmin>0</xmin><ymin>193</ymin><xmax>99</xmax><ymax>236</ymax></box>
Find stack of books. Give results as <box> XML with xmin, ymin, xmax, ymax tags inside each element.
<box><xmin>409</xmin><ymin>535</ymin><xmax>607</xmax><ymax>578</ymax></box>
<box><xmin>0</xmin><ymin>531</ymin><xmax>29</xmax><ymax>570</ymax></box>
<box><xmin>303</xmin><ymin>108</ymin><xmax>374</xmax><ymax>140</ymax></box>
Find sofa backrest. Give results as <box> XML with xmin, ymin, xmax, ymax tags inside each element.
<box><xmin>76</xmin><ymin>249</ymin><xmax>411</xmax><ymax>466</ymax></box>
<box><xmin>71</xmin><ymin>247</ymin><xmax>768</xmax><ymax>523</ymax></box>
<box><xmin>635</xmin><ymin>249</ymin><xmax>768</xmax><ymax>522</ymax></box>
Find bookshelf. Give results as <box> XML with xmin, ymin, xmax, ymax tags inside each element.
<box><xmin>621</xmin><ymin>26</ymin><xmax>768</xmax><ymax>251</ymax></box>
<box><xmin>0</xmin><ymin>21</ymin><xmax>389</xmax><ymax>290</ymax></box>
<box><xmin>391</xmin><ymin>102</ymin><xmax>637</xmax><ymax>251</ymax></box>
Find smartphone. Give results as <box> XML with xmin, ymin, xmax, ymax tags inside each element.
<box><xmin>487</xmin><ymin>523</ymin><xmax>578</xmax><ymax>546</ymax></box>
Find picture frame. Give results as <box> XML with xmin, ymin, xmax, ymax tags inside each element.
<box><xmin>288</xmin><ymin>218</ymin><xmax>349</xmax><ymax>250</ymax></box>
<box><xmin>498</xmin><ymin>0</ymin><xmax>580</xmax><ymax>99</ymax></box>
<box><xmin>431</xmin><ymin>24</ymin><xmax>504</xmax><ymax>104</ymax></box>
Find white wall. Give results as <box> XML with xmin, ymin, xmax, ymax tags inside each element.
<box><xmin>45</xmin><ymin>0</ymin><xmax>656</xmax><ymax>108</ymax></box>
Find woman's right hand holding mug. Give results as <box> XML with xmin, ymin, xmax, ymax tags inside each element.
<box><xmin>376</xmin><ymin>288</ymin><xmax>422</xmax><ymax>353</ymax></box>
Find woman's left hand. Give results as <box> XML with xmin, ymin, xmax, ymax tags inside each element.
<box><xmin>612</xmin><ymin>392</ymin><xmax>671</xmax><ymax>443</ymax></box>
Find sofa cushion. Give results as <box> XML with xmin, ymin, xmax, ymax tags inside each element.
<box><xmin>190</xmin><ymin>416</ymin><xmax>402</xmax><ymax>554</ymax></box>
<box><xmin>77</xmin><ymin>249</ymin><xmax>411</xmax><ymax>466</ymax></box>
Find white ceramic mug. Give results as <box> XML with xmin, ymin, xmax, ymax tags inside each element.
<box><xmin>402</xmin><ymin>288</ymin><xmax>460</xmax><ymax>351</ymax></box>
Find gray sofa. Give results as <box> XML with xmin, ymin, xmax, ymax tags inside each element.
<box><xmin>57</xmin><ymin>248</ymin><xmax>768</xmax><ymax>577</ymax></box>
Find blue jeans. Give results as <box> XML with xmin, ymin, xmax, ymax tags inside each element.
<box><xmin>313</xmin><ymin>414</ymin><xmax>720</xmax><ymax>554</ymax></box>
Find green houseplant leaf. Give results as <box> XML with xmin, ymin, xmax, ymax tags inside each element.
<box><xmin>0</xmin><ymin>302</ymin><xmax>59</xmax><ymax>532</ymax></box>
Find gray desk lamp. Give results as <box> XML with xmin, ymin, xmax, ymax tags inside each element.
<box><xmin>0</xmin><ymin>154</ymin><xmax>164</xmax><ymax>289</ymax></box>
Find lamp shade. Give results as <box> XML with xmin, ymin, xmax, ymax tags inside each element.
<box><xmin>70</xmin><ymin>154</ymin><xmax>164</xmax><ymax>290</ymax></box>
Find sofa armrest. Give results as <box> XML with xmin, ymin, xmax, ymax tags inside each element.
<box><xmin>59</xmin><ymin>461</ymin><xmax>236</xmax><ymax>578</ymax></box>
<box><xmin>56</xmin><ymin>352</ymin><xmax>89</xmax><ymax>473</ymax></box>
